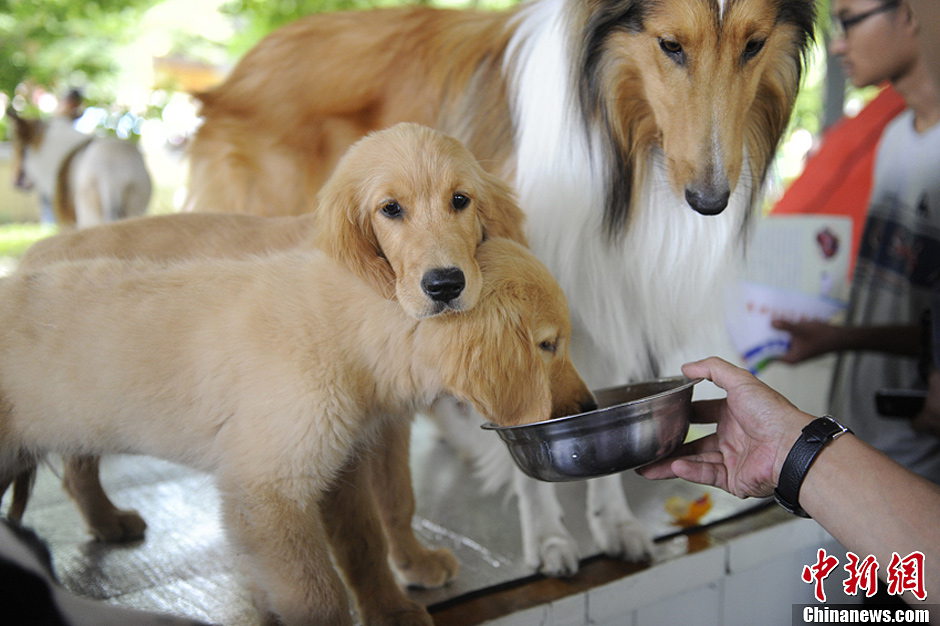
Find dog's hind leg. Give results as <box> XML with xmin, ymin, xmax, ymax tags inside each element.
<box><xmin>322</xmin><ymin>454</ymin><xmax>432</xmax><ymax>626</ymax></box>
<box><xmin>8</xmin><ymin>468</ymin><xmax>36</xmax><ymax>522</ymax></box>
<box><xmin>1</xmin><ymin>453</ymin><xmax>40</xmax><ymax>522</ymax></box>
<box><xmin>62</xmin><ymin>456</ymin><xmax>146</xmax><ymax>542</ymax></box>
<box><xmin>370</xmin><ymin>419</ymin><xmax>459</xmax><ymax>589</ymax></box>
<box><xmin>221</xmin><ymin>479</ymin><xmax>353</xmax><ymax>626</ymax></box>
<box><xmin>586</xmin><ymin>474</ymin><xmax>653</xmax><ymax>561</ymax></box>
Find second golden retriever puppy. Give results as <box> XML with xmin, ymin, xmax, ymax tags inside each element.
<box><xmin>8</xmin><ymin>122</ymin><xmax>527</xmax><ymax>590</ymax></box>
<box><xmin>0</xmin><ymin>237</ymin><xmax>594</xmax><ymax>625</ymax></box>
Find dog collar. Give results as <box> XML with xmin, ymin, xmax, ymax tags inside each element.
<box><xmin>773</xmin><ymin>415</ymin><xmax>852</xmax><ymax>518</ymax></box>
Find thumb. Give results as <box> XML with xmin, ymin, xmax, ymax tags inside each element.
<box><xmin>771</xmin><ymin>319</ymin><xmax>794</xmax><ymax>331</ymax></box>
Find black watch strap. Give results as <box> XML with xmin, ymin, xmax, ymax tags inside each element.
<box><xmin>773</xmin><ymin>416</ymin><xmax>852</xmax><ymax>518</ymax></box>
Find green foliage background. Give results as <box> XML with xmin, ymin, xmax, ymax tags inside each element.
<box><xmin>1</xmin><ymin>0</ymin><xmax>525</xmax><ymax>102</ymax></box>
<box><xmin>0</xmin><ymin>0</ymin><xmax>153</xmax><ymax>102</ymax></box>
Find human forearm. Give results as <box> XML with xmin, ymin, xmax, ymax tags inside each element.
<box><xmin>836</xmin><ymin>324</ymin><xmax>923</xmax><ymax>357</ymax></box>
<box><xmin>773</xmin><ymin>322</ymin><xmax>923</xmax><ymax>364</ymax></box>
<box><xmin>793</xmin><ymin>433</ymin><xmax>940</xmax><ymax>600</ymax></box>
<box><xmin>640</xmin><ymin>355</ymin><xmax>940</xmax><ymax>600</ymax></box>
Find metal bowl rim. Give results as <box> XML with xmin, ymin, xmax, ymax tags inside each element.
<box><xmin>481</xmin><ymin>376</ymin><xmax>702</xmax><ymax>432</ymax></box>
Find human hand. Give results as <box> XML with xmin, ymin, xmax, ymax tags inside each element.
<box><xmin>637</xmin><ymin>357</ymin><xmax>814</xmax><ymax>499</ymax></box>
<box><xmin>771</xmin><ymin>319</ymin><xmax>843</xmax><ymax>364</ymax></box>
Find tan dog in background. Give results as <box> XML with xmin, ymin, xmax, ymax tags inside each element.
<box><xmin>0</xmin><ymin>236</ymin><xmax>593</xmax><ymax>625</ymax></box>
<box><xmin>5</xmin><ymin>123</ymin><xmax>528</xmax><ymax>590</ymax></box>
<box><xmin>6</xmin><ymin>108</ymin><xmax>152</xmax><ymax>228</ymax></box>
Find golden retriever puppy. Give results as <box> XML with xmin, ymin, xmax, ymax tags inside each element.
<box><xmin>20</xmin><ymin>122</ymin><xmax>528</xmax><ymax>320</ymax></box>
<box><xmin>7</xmin><ymin>122</ymin><xmax>528</xmax><ymax>590</ymax></box>
<box><xmin>0</xmin><ymin>237</ymin><xmax>593</xmax><ymax>625</ymax></box>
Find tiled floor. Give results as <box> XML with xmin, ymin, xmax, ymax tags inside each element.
<box><xmin>13</xmin><ymin>414</ymin><xmax>764</xmax><ymax>625</ymax></box>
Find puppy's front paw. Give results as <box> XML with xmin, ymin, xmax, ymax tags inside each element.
<box><xmin>393</xmin><ymin>546</ymin><xmax>459</xmax><ymax>589</ymax></box>
<box><xmin>588</xmin><ymin>511</ymin><xmax>652</xmax><ymax>562</ymax></box>
<box><xmin>89</xmin><ymin>509</ymin><xmax>147</xmax><ymax>543</ymax></box>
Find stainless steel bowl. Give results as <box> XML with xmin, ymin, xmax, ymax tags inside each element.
<box><xmin>482</xmin><ymin>377</ymin><xmax>701</xmax><ymax>482</ymax></box>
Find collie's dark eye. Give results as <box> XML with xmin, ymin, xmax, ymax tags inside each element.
<box><xmin>538</xmin><ymin>340</ymin><xmax>557</xmax><ymax>354</ymax></box>
<box><xmin>742</xmin><ymin>38</ymin><xmax>766</xmax><ymax>61</ymax></box>
<box><xmin>658</xmin><ymin>38</ymin><xmax>684</xmax><ymax>63</ymax></box>
<box><xmin>381</xmin><ymin>201</ymin><xmax>403</xmax><ymax>218</ymax></box>
<box><xmin>451</xmin><ymin>193</ymin><xmax>470</xmax><ymax>210</ymax></box>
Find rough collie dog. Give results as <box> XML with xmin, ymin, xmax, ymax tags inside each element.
<box><xmin>4</xmin><ymin>123</ymin><xmax>529</xmax><ymax>590</ymax></box>
<box><xmin>6</xmin><ymin>109</ymin><xmax>151</xmax><ymax>228</ymax></box>
<box><xmin>186</xmin><ymin>0</ymin><xmax>815</xmax><ymax>575</ymax></box>
<box><xmin>0</xmin><ymin>237</ymin><xmax>593</xmax><ymax>626</ymax></box>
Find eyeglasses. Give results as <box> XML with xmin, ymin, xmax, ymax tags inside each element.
<box><xmin>831</xmin><ymin>0</ymin><xmax>900</xmax><ymax>39</ymax></box>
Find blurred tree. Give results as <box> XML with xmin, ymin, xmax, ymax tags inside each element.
<box><xmin>0</xmin><ymin>0</ymin><xmax>155</xmax><ymax>105</ymax></box>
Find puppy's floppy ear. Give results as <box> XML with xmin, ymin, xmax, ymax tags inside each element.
<box><xmin>476</xmin><ymin>170</ymin><xmax>529</xmax><ymax>246</ymax></box>
<box><xmin>491</xmin><ymin>344</ymin><xmax>552</xmax><ymax>426</ymax></box>
<box><xmin>314</xmin><ymin>172</ymin><xmax>397</xmax><ymax>300</ymax></box>
<box><xmin>435</xmin><ymin>302</ymin><xmax>550</xmax><ymax>426</ymax></box>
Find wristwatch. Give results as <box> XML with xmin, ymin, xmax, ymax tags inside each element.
<box><xmin>773</xmin><ymin>415</ymin><xmax>853</xmax><ymax>518</ymax></box>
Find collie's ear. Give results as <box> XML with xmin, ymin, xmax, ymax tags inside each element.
<box><xmin>314</xmin><ymin>176</ymin><xmax>397</xmax><ymax>300</ymax></box>
<box><xmin>477</xmin><ymin>170</ymin><xmax>529</xmax><ymax>246</ymax></box>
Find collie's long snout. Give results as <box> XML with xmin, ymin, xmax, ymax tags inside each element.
<box><xmin>672</xmin><ymin>111</ymin><xmax>740</xmax><ymax>216</ymax></box>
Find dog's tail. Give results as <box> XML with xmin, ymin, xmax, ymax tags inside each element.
<box><xmin>1</xmin><ymin>467</ymin><xmax>37</xmax><ymax>522</ymax></box>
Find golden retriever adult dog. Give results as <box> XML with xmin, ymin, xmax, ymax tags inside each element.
<box><xmin>184</xmin><ymin>0</ymin><xmax>816</xmax><ymax>575</ymax></box>
<box><xmin>0</xmin><ymin>236</ymin><xmax>593</xmax><ymax>626</ymax></box>
<box><xmin>5</xmin><ymin>123</ymin><xmax>528</xmax><ymax>590</ymax></box>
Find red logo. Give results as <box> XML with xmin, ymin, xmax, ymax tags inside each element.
<box><xmin>802</xmin><ymin>549</ymin><xmax>840</xmax><ymax>602</ymax></box>
<box><xmin>886</xmin><ymin>551</ymin><xmax>927</xmax><ymax>601</ymax></box>
<box><xmin>802</xmin><ymin>549</ymin><xmax>926</xmax><ymax>602</ymax></box>
<box><xmin>843</xmin><ymin>552</ymin><xmax>879</xmax><ymax>598</ymax></box>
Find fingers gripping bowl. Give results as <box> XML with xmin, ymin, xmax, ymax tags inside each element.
<box><xmin>483</xmin><ymin>377</ymin><xmax>701</xmax><ymax>482</ymax></box>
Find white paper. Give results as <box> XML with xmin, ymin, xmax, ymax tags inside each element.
<box><xmin>727</xmin><ymin>215</ymin><xmax>852</xmax><ymax>372</ymax></box>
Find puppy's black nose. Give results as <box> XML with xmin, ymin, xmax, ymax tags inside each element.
<box><xmin>421</xmin><ymin>267</ymin><xmax>465</xmax><ymax>303</ymax></box>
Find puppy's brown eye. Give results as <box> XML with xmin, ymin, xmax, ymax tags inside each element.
<box><xmin>539</xmin><ymin>340</ymin><xmax>557</xmax><ymax>354</ymax></box>
<box><xmin>381</xmin><ymin>201</ymin><xmax>403</xmax><ymax>218</ymax></box>
<box><xmin>452</xmin><ymin>193</ymin><xmax>470</xmax><ymax>210</ymax></box>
